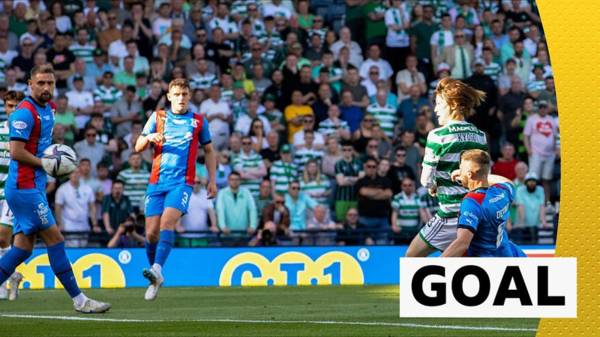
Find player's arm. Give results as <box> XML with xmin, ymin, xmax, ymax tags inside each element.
<box><xmin>441</xmin><ymin>228</ymin><xmax>474</xmax><ymax>257</ymax></box>
<box><xmin>135</xmin><ymin>112</ymin><xmax>162</xmax><ymax>152</ymax></box>
<box><xmin>10</xmin><ymin>141</ymin><xmax>43</xmax><ymax>167</ymax></box>
<box><xmin>421</xmin><ymin>134</ymin><xmax>440</xmax><ymax>195</ymax></box>
<box><xmin>442</xmin><ymin>199</ymin><xmax>481</xmax><ymax>257</ymax></box>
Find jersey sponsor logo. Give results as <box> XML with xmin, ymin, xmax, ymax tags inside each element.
<box><xmin>219</xmin><ymin>251</ymin><xmax>364</xmax><ymax>286</ymax></box>
<box><xmin>181</xmin><ymin>192</ymin><xmax>189</xmax><ymax>207</ymax></box>
<box><xmin>489</xmin><ymin>194</ymin><xmax>505</xmax><ymax>203</ymax></box>
<box><xmin>447</xmin><ymin>124</ymin><xmax>477</xmax><ymax>133</ymax></box>
<box><xmin>36</xmin><ymin>202</ymin><xmax>50</xmax><ymax>225</ymax></box>
<box><xmin>191</xmin><ymin>118</ymin><xmax>199</xmax><ymax>128</ymax></box>
<box><xmin>12</xmin><ymin>120</ymin><xmax>28</xmax><ymax>130</ymax></box>
<box><xmin>496</xmin><ymin>203</ymin><xmax>509</xmax><ymax>219</ymax></box>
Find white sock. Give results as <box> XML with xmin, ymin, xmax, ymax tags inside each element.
<box><xmin>73</xmin><ymin>292</ymin><xmax>89</xmax><ymax>307</ymax></box>
<box><xmin>151</xmin><ymin>263</ymin><xmax>162</xmax><ymax>275</ymax></box>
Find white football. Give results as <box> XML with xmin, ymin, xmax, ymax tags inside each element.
<box><xmin>42</xmin><ymin>144</ymin><xmax>78</xmax><ymax>178</ymax></box>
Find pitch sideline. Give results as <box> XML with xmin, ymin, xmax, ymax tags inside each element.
<box><xmin>0</xmin><ymin>313</ymin><xmax>537</xmax><ymax>332</ymax></box>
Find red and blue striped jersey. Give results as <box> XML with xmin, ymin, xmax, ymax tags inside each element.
<box><xmin>142</xmin><ymin>109</ymin><xmax>211</xmax><ymax>187</ymax></box>
<box><xmin>7</xmin><ymin>97</ymin><xmax>55</xmax><ymax>191</ymax></box>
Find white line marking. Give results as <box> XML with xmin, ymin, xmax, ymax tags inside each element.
<box><xmin>0</xmin><ymin>314</ymin><xmax>537</xmax><ymax>332</ymax></box>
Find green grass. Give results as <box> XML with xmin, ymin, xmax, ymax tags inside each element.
<box><xmin>0</xmin><ymin>286</ymin><xmax>538</xmax><ymax>337</ymax></box>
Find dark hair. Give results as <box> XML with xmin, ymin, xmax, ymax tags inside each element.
<box><xmin>3</xmin><ymin>90</ymin><xmax>25</xmax><ymax>102</ymax></box>
<box><xmin>90</xmin><ymin>112</ymin><xmax>103</xmax><ymax>119</ymax></box>
<box><xmin>229</xmin><ymin>171</ymin><xmax>241</xmax><ymax>178</ymax></box>
<box><xmin>30</xmin><ymin>64</ymin><xmax>55</xmax><ymax>78</ymax></box>
<box><xmin>79</xmin><ymin>158</ymin><xmax>91</xmax><ymax>164</ymax></box>
<box><xmin>113</xmin><ymin>179</ymin><xmax>125</xmax><ymax>186</ymax></box>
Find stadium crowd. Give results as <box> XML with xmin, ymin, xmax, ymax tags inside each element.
<box><xmin>0</xmin><ymin>0</ymin><xmax>559</xmax><ymax>248</ymax></box>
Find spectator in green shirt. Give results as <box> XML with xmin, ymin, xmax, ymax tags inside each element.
<box><xmin>216</xmin><ymin>171</ymin><xmax>257</xmax><ymax>235</ymax></box>
<box><xmin>363</xmin><ymin>0</ymin><xmax>387</xmax><ymax>47</ymax></box>
<box><xmin>409</xmin><ymin>5</ymin><xmax>437</xmax><ymax>81</ymax></box>
<box><xmin>114</xmin><ymin>56</ymin><xmax>137</xmax><ymax>90</ymax></box>
<box><xmin>54</xmin><ymin>95</ymin><xmax>77</xmax><ymax>146</ymax></box>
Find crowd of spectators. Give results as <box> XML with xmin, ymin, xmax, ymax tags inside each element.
<box><xmin>0</xmin><ymin>0</ymin><xmax>559</xmax><ymax>248</ymax></box>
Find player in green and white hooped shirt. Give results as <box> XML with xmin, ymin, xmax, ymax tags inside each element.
<box><xmin>0</xmin><ymin>90</ymin><xmax>24</xmax><ymax>300</ymax></box>
<box><xmin>406</xmin><ymin>77</ymin><xmax>488</xmax><ymax>256</ymax></box>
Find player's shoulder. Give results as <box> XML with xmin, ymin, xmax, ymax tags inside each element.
<box><xmin>463</xmin><ymin>190</ymin><xmax>486</xmax><ymax>205</ymax></box>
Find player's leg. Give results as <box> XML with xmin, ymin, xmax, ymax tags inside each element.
<box><xmin>0</xmin><ymin>207</ymin><xmax>24</xmax><ymax>301</ymax></box>
<box><xmin>144</xmin><ymin>216</ymin><xmax>160</xmax><ymax>265</ymax></box>
<box><xmin>405</xmin><ymin>216</ymin><xmax>445</xmax><ymax>257</ymax></box>
<box><xmin>0</xmin><ymin>232</ymin><xmax>33</xmax><ymax>299</ymax></box>
<box><xmin>144</xmin><ymin>189</ymin><xmax>165</xmax><ymax>266</ymax></box>
<box><xmin>38</xmin><ymin>225</ymin><xmax>111</xmax><ymax>313</ymax></box>
<box><xmin>143</xmin><ymin>186</ymin><xmax>191</xmax><ymax>300</ymax></box>
<box><xmin>142</xmin><ymin>188</ymin><xmax>167</xmax><ymax>300</ymax></box>
<box><xmin>154</xmin><ymin>185</ymin><xmax>192</xmax><ymax>270</ymax></box>
<box><xmin>0</xmin><ymin>224</ymin><xmax>12</xmax><ymax>300</ymax></box>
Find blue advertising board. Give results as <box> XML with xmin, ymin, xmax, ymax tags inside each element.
<box><xmin>15</xmin><ymin>246</ymin><xmax>554</xmax><ymax>289</ymax></box>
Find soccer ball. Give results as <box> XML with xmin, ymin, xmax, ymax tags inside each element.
<box><xmin>42</xmin><ymin>144</ymin><xmax>78</xmax><ymax>178</ymax></box>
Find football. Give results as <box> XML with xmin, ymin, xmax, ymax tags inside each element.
<box><xmin>42</xmin><ymin>144</ymin><xmax>78</xmax><ymax>178</ymax></box>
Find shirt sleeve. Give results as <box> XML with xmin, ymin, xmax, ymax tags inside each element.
<box><xmin>497</xmin><ymin>182</ymin><xmax>516</xmax><ymax>204</ymax></box>
<box><xmin>55</xmin><ymin>186</ymin><xmax>66</xmax><ymax>206</ymax></box>
<box><xmin>199</xmin><ymin>117</ymin><xmax>212</xmax><ymax>145</ymax></box>
<box><xmin>457</xmin><ymin>198</ymin><xmax>482</xmax><ymax>233</ymax></box>
<box><xmin>9</xmin><ymin>108</ymin><xmax>34</xmax><ymax>142</ymax></box>
<box><xmin>142</xmin><ymin>111</ymin><xmax>157</xmax><ymax>136</ymax></box>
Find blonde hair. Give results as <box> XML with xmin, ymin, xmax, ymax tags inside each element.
<box><xmin>461</xmin><ymin>149</ymin><xmax>491</xmax><ymax>179</ymax></box>
<box><xmin>302</xmin><ymin>159</ymin><xmax>322</xmax><ymax>184</ymax></box>
<box><xmin>435</xmin><ymin>77</ymin><xmax>486</xmax><ymax>119</ymax></box>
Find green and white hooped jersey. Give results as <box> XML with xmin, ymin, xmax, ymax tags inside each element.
<box><xmin>366</xmin><ymin>103</ymin><xmax>398</xmax><ymax>138</ymax></box>
<box><xmin>421</xmin><ymin>121</ymin><xmax>488</xmax><ymax>218</ymax></box>
<box><xmin>391</xmin><ymin>192</ymin><xmax>420</xmax><ymax>228</ymax></box>
<box><xmin>0</xmin><ymin>121</ymin><xmax>10</xmax><ymax>200</ymax></box>
<box><xmin>233</xmin><ymin>151</ymin><xmax>265</xmax><ymax>198</ymax></box>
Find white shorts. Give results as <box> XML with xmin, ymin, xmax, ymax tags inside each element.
<box><xmin>418</xmin><ymin>214</ymin><xmax>458</xmax><ymax>251</ymax></box>
<box><xmin>0</xmin><ymin>199</ymin><xmax>14</xmax><ymax>228</ymax></box>
<box><xmin>529</xmin><ymin>154</ymin><xmax>556</xmax><ymax>180</ymax></box>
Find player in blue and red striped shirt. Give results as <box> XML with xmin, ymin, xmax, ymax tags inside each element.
<box><xmin>442</xmin><ymin>149</ymin><xmax>526</xmax><ymax>257</ymax></box>
<box><xmin>135</xmin><ymin>78</ymin><xmax>217</xmax><ymax>300</ymax></box>
<box><xmin>0</xmin><ymin>64</ymin><xmax>110</xmax><ymax>312</ymax></box>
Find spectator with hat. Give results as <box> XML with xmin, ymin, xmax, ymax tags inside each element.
<box><xmin>523</xmin><ymin>99</ymin><xmax>558</xmax><ymax>202</ymax></box>
<box><xmin>514</xmin><ymin>172</ymin><xmax>547</xmax><ymax>242</ymax></box>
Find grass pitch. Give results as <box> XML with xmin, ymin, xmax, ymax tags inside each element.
<box><xmin>0</xmin><ymin>286</ymin><xmax>538</xmax><ymax>337</ymax></box>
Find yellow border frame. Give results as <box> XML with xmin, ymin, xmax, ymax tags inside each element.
<box><xmin>537</xmin><ymin>1</ymin><xmax>600</xmax><ymax>336</ymax></box>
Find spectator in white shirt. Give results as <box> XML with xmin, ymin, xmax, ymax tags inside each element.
<box><xmin>66</xmin><ymin>76</ymin><xmax>95</xmax><ymax>130</ymax></box>
<box><xmin>262</xmin><ymin>0</ymin><xmax>293</xmax><ymax>19</ymax></box>
<box><xmin>55</xmin><ymin>168</ymin><xmax>99</xmax><ymax>247</ymax></box>
<box><xmin>330</xmin><ymin>27</ymin><xmax>363</xmax><ymax>68</ymax></box>
<box><xmin>200</xmin><ymin>85</ymin><xmax>232</xmax><ymax>151</ymax></box>
<box><xmin>359</xmin><ymin>44</ymin><xmax>393</xmax><ymax>80</ymax></box>
<box><xmin>108</xmin><ymin>23</ymin><xmax>134</xmax><ymax>66</ymax></box>
<box><xmin>395</xmin><ymin>54</ymin><xmax>427</xmax><ymax>102</ymax></box>
<box><xmin>179</xmin><ymin>176</ymin><xmax>218</xmax><ymax>241</ymax></box>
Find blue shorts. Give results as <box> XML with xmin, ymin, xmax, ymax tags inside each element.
<box><xmin>144</xmin><ymin>184</ymin><xmax>193</xmax><ymax>217</ymax></box>
<box><xmin>5</xmin><ymin>188</ymin><xmax>56</xmax><ymax>236</ymax></box>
